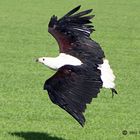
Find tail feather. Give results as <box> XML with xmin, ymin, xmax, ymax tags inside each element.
<box><xmin>98</xmin><ymin>59</ymin><xmax>116</xmax><ymax>89</ymax></box>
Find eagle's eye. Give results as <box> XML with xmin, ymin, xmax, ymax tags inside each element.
<box><xmin>43</xmin><ymin>58</ymin><xmax>45</xmax><ymax>61</ymax></box>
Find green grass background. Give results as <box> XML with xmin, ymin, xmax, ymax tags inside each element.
<box><xmin>0</xmin><ymin>0</ymin><xmax>140</xmax><ymax>140</ymax></box>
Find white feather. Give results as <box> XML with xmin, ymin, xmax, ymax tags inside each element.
<box><xmin>38</xmin><ymin>54</ymin><xmax>115</xmax><ymax>89</ymax></box>
<box><xmin>73</xmin><ymin>28</ymin><xmax>90</xmax><ymax>34</ymax></box>
<box><xmin>39</xmin><ymin>53</ymin><xmax>83</xmax><ymax>70</ymax></box>
<box><xmin>98</xmin><ymin>59</ymin><xmax>115</xmax><ymax>88</ymax></box>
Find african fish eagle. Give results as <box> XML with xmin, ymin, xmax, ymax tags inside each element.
<box><xmin>36</xmin><ymin>5</ymin><xmax>117</xmax><ymax>127</ymax></box>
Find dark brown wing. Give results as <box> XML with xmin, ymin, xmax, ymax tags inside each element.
<box><xmin>48</xmin><ymin>6</ymin><xmax>105</xmax><ymax>65</ymax></box>
<box><xmin>44</xmin><ymin>65</ymin><xmax>102</xmax><ymax>126</ymax></box>
<box><xmin>48</xmin><ymin>5</ymin><xmax>95</xmax><ymax>53</ymax></box>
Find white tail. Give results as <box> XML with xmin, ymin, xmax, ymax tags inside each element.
<box><xmin>98</xmin><ymin>59</ymin><xmax>115</xmax><ymax>89</ymax></box>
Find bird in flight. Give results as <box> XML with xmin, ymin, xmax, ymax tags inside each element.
<box><xmin>36</xmin><ymin>5</ymin><xmax>117</xmax><ymax>127</ymax></box>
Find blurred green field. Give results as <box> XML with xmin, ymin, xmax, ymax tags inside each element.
<box><xmin>0</xmin><ymin>0</ymin><xmax>140</xmax><ymax>140</ymax></box>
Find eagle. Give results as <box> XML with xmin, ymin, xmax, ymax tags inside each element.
<box><xmin>36</xmin><ymin>5</ymin><xmax>117</xmax><ymax>127</ymax></box>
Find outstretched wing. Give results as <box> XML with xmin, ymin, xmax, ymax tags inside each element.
<box><xmin>48</xmin><ymin>5</ymin><xmax>95</xmax><ymax>52</ymax></box>
<box><xmin>44</xmin><ymin>65</ymin><xmax>102</xmax><ymax>126</ymax></box>
<box><xmin>48</xmin><ymin>5</ymin><xmax>105</xmax><ymax>65</ymax></box>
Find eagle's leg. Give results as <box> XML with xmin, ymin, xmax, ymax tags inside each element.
<box><xmin>111</xmin><ymin>88</ymin><xmax>118</xmax><ymax>98</ymax></box>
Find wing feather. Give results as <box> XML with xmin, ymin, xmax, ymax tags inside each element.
<box><xmin>70</xmin><ymin>9</ymin><xmax>93</xmax><ymax>18</ymax></box>
<box><xmin>63</xmin><ymin>5</ymin><xmax>81</xmax><ymax>17</ymax></box>
<box><xmin>48</xmin><ymin>6</ymin><xmax>105</xmax><ymax>64</ymax></box>
<box><xmin>44</xmin><ymin>65</ymin><xmax>102</xmax><ymax>126</ymax></box>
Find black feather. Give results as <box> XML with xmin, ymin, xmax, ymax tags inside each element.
<box><xmin>63</xmin><ymin>5</ymin><xmax>81</xmax><ymax>17</ymax></box>
<box><xmin>48</xmin><ymin>5</ymin><xmax>95</xmax><ymax>39</ymax></box>
<box><xmin>44</xmin><ymin>65</ymin><xmax>102</xmax><ymax>126</ymax></box>
<box><xmin>80</xmin><ymin>15</ymin><xmax>95</xmax><ymax>21</ymax></box>
<box><xmin>70</xmin><ymin>9</ymin><xmax>93</xmax><ymax>18</ymax></box>
<box><xmin>48</xmin><ymin>15</ymin><xmax>57</xmax><ymax>28</ymax></box>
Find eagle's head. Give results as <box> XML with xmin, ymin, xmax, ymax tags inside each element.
<box><xmin>36</xmin><ymin>57</ymin><xmax>47</xmax><ymax>65</ymax></box>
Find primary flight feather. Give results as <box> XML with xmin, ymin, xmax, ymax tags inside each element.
<box><xmin>36</xmin><ymin>5</ymin><xmax>117</xmax><ymax>127</ymax></box>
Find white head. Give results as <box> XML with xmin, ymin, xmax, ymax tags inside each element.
<box><xmin>36</xmin><ymin>53</ymin><xmax>83</xmax><ymax>70</ymax></box>
<box><xmin>36</xmin><ymin>57</ymin><xmax>58</xmax><ymax>70</ymax></box>
<box><xmin>36</xmin><ymin>57</ymin><xmax>47</xmax><ymax>65</ymax></box>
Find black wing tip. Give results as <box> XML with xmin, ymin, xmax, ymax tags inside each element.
<box><xmin>79</xmin><ymin>119</ymin><xmax>85</xmax><ymax>127</ymax></box>
<box><xmin>48</xmin><ymin>6</ymin><xmax>95</xmax><ymax>35</ymax></box>
<box><xmin>65</xmin><ymin>5</ymin><xmax>93</xmax><ymax>17</ymax></box>
<box><xmin>71</xmin><ymin>5</ymin><xmax>93</xmax><ymax>16</ymax></box>
<box><xmin>64</xmin><ymin>5</ymin><xmax>81</xmax><ymax>17</ymax></box>
<box><xmin>73</xmin><ymin>112</ymin><xmax>86</xmax><ymax>127</ymax></box>
<box><xmin>76</xmin><ymin>5</ymin><xmax>81</xmax><ymax>10</ymax></box>
<box><xmin>48</xmin><ymin>15</ymin><xmax>58</xmax><ymax>28</ymax></box>
<box><xmin>59</xmin><ymin>6</ymin><xmax>94</xmax><ymax>37</ymax></box>
<box><xmin>86</xmin><ymin>8</ymin><xmax>93</xmax><ymax>13</ymax></box>
<box><xmin>71</xmin><ymin>5</ymin><xmax>81</xmax><ymax>11</ymax></box>
<box><xmin>72</xmin><ymin>114</ymin><xmax>85</xmax><ymax>127</ymax></box>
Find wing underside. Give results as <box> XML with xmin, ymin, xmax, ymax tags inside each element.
<box><xmin>44</xmin><ymin>65</ymin><xmax>102</xmax><ymax>126</ymax></box>
<box><xmin>48</xmin><ymin>5</ymin><xmax>105</xmax><ymax>64</ymax></box>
